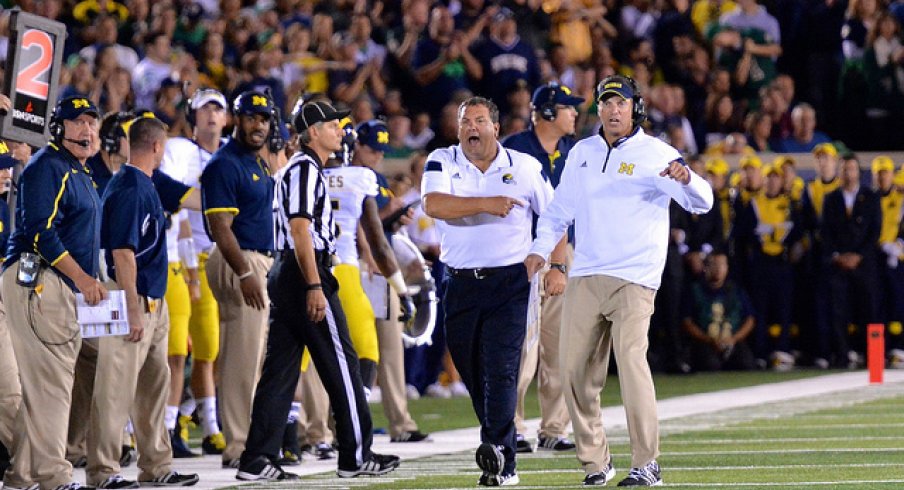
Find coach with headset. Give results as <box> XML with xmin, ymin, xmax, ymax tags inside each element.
<box><xmin>200</xmin><ymin>90</ymin><xmax>276</xmax><ymax>468</ymax></box>
<box><xmin>502</xmin><ymin>82</ymin><xmax>581</xmax><ymax>454</ymax></box>
<box><xmin>2</xmin><ymin>96</ymin><xmax>107</xmax><ymax>490</ymax></box>
<box><xmin>525</xmin><ymin>75</ymin><xmax>714</xmax><ymax>487</ymax></box>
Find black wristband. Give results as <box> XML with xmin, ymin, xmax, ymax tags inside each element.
<box><xmin>549</xmin><ymin>263</ymin><xmax>567</xmax><ymax>274</ymax></box>
<box><xmin>306</xmin><ymin>283</ymin><xmax>323</xmax><ymax>291</ymax></box>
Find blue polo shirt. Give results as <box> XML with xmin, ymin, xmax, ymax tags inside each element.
<box><xmin>101</xmin><ymin>165</ymin><xmax>168</xmax><ymax>299</ymax></box>
<box><xmin>501</xmin><ymin>129</ymin><xmax>576</xmax><ymax>188</ymax></box>
<box><xmin>86</xmin><ymin>154</ymin><xmax>114</xmax><ymax>196</ymax></box>
<box><xmin>200</xmin><ymin>138</ymin><xmax>274</xmax><ymax>252</ymax></box>
<box><xmin>6</xmin><ymin>143</ymin><xmax>101</xmax><ymax>288</ymax></box>
<box><xmin>373</xmin><ymin>170</ymin><xmax>392</xmax><ymax>210</ymax></box>
<box><xmin>152</xmin><ymin>170</ymin><xmax>193</xmax><ymax>214</ymax></box>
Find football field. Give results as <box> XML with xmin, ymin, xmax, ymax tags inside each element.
<box><xmin>77</xmin><ymin>370</ymin><xmax>904</xmax><ymax>489</ymax></box>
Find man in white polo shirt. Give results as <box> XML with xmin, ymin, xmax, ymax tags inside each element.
<box><xmin>422</xmin><ymin>96</ymin><xmax>554</xmax><ymax>487</ymax></box>
<box><xmin>525</xmin><ymin>75</ymin><xmax>714</xmax><ymax>487</ymax></box>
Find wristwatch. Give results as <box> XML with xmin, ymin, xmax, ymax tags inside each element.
<box><xmin>549</xmin><ymin>263</ymin><xmax>567</xmax><ymax>274</ymax></box>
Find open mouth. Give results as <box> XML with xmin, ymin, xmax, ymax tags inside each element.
<box><xmin>467</xmin><ymin>135</ymin><xmax>480</xmax><ymax>145</ymax></box>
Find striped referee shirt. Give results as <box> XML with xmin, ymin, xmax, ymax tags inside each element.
<box><xmin>273</xmin><ymin>146</ymin><xmax>335</xmax><ymax>253</ymax></box>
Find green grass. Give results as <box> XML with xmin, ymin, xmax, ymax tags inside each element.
<box><xmin>368</xmin><ymin>370</ymin><xmax>831</xmax><ymax>434</ymax></box>
<box><xmin>352</xmin><ymin>393</ymin><xmax>904</xmax><ymax>489</ymax></box>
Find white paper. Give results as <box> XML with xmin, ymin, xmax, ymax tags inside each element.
<box><xmin>525</xmin><ymin>273</ymin><xmax>541</xmax><ymax>351</ymax></box>
<box><xmin>77</xmin><ymin>290</ymin><xmax>129</xmax><ymax>338</ymax></box>
<box><xmin>361</xmin><ymin>273</ymin><xmax>390</xmax><ymax>320</ymax></box>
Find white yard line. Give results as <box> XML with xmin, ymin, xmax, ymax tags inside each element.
<box><xmin>63</xmin><ymin>370</ymin><xmax>904</xmax><ymax>489</ymax></box>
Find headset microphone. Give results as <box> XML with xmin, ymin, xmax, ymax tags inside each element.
<box><xmin>64</xmin><ymin>138</ymin><xmax>90</xmax><ymax>148</ymax></box>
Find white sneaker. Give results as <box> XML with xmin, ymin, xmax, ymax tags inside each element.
<box><xmin>448</xmin><ymin>381</ymin><xmax>469</xmax><ymax>397</ymax></box>
<box><xmin>770</xmin><ymin>351</ymin><xmax>794</xmax><ymax>372</ymax></box>
<box><xmin>405</xmin><ymin>384</ymin><xmax>421</xmax><ymax>400</ymax></box>
<box><xmin>368</xmin><ymin>386</ymin><xmax>383</xmax><ymax>403</ymax></box>
<box><xmin>425</xmin><ymin>383</ymin><xmax>451</xmax><ymax>399</ymax></box>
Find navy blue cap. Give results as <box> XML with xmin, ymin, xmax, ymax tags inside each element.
<box><xmin>356</xmin><ymin>120</ymin><xmax>391</xmax><ymax>152</ymax></box>
<box><xmin>596</xmin><ymin>76</ymin><xmax>635</xmax><ymax>101</ymax></box>
<box><xmin>232</xmin><ymin>91</ymin><xmax>274</xmax><ymax>116</ymax></box>
<box><xmin>54</xmin><ymin>96</ymin><xmax>100</xmax><ymax>121</ymax></box>
<box><xmin>531</xmin><ymin>83</ymin><xmax>584</xmax><ymax>108</ymax></box>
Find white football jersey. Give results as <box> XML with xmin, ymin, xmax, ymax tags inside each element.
<box><xmin>322</xmin><ymin>165</ymin><xmax>379</xmax><ymax>265</ymax></box>
<box><xmin>161</xmin><ymin>136</ymin><xmax>226</xmax><ymax>255</ymax></box>
<box><xmin>165</xmin><ymin>209</ymin><xmax>188</xmax><ymax>264</ymax></box>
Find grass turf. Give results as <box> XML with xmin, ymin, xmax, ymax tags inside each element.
<box><xmin>353</xmin><ymin>394</ymin><xmax>904</xmax><ymax>489</ymax></box>
<box><xmin>368</xmin><ymin>370</ymin><xmax>829</xmax><ymax>434</ymax></box>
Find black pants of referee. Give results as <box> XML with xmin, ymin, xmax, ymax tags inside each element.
<box><xmin>443</xmin><ymin>263</ymin><xmax>529</xmax><ymax>475</ymax></box>
<box><xmin>241</xmin><ymin>251</ymin><xmax>373</xmax><ymax>471</ymax></box>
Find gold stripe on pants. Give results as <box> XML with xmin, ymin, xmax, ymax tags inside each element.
<box><xmin>560</xmin><ymin>274</ymin><xmax>659</xmax><ymax>474</ymax></box>
<box><xmin>1</xmin><ymin>268</ymin><xmax>80</xmax><ymax>489</ymax></box>
<box><xmin>87</xmin><ymin>296</ymin><xmax>172</xmax><ymax>484</ymax></box>
<box><xmin>207</xmin><ymin>248</ymin><xmax>273</xmax><ymax>462</ymax></box>
<box><xmin>376</xmin><ymin>292</ymin><xmax>418</xmax><ymax>438</ymax></box>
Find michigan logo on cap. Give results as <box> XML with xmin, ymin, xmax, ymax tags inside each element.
<box><xmin>72</xmin><ymin>98</ymin><xmax>90</xmax><ymax>108</ymax></box>
<box><xmin>377</xmin><ymin>131</ymin><xmax>389</xmax><ymax>144</ymax></box>
<box><xmin>604</xmin><ymin>82</ymin><xmax>622</xmax><ymax>90</ymax></box>
<box><xmin>252</xmin><ymin>95</ymin><xmax>268</xmax><ymax>106</ymax></box>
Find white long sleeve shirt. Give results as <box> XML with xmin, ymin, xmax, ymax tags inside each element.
<box><xmin>530</xmin><ymin>129</ymin><xmax>713</xmax><ymax>289</ymax></box>
<box><xmin>422</xmin><ymin>143</ymin><xmax>554</xmax><ymax>269</ymax></box>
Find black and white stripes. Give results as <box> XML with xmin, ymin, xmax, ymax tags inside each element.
<box><xmin>273</xmin><ymin>148</ymin><xmax>336</xmax><ymax>253</ymax></box>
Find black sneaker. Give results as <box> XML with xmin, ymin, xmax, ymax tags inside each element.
<box><xmin>390</xmin><ymin>430</ymin><xmax>431</xmax><ymax>442</ymax></box>
<box><xmin>52</xmin><ymin>483</ymin><xmax>96</xmax><ymax>490</ymax></box>
<box><xmin>538</xmin><ymin>435</ymin><xmax>576</xmax><ymax>451</ymax></box>
<box><xmin>475</xmin><ymin>443</ymin><xmax>504</xmax><ymax>476</ymax></box>
<box><xmin>478</xmin><ymin>472</ymin><xmax>497</xmax><ymax>486</ymax></box>
<box><xmin>0</xmin><ymin>441</ymin><xmax>10</xmax><ymax>475</ymax></box>
<box><xmin>515</xmin><ymin>434</ymin><xmax>533</xmax><ymax>453</ymax></box>
<box><xmin>138</xmin><ymin>472</ymin><xmax>199</xmax><ymax>487</ymax></box>
<box><xmin>336</xmin><ymin>453</ymin><xmax>400</xmax><ymax>477</ymax></box>
<box><xmin>98</xmin><ymin>475</ymin><xmax>139</xmax><ymax>489</ymax></box>
<box><xmin>168</xmin><ymin>430</ymin><xmax>197</xmax><ymax>458</ymax></box>
<box><xmin>236</xmin><ymin>456</ymin><xmax>299</xmax><ymax>481</ymax></box>
<box><xmin>119</xmin><ymin>445</ymin><xmax>137</xmax><ymax>467</ymax></box>
<box><xmin>617</xmin><ymin>460</ymin><xmax>662</xmax><ymax>486</ymax></box>
<box><xmin>583</xmin><ymin>461</ymin><xmax>616</xmax><ymax>486</ymax></box>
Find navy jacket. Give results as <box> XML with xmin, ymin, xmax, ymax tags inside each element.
<box><xmin>6</xmin><ymin>143</ymin><xmax>101</xmax><ymax>289</ymax></box>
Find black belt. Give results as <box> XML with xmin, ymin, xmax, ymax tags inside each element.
<box><xmin>277</xmin><ymin>249</ymin><xmax>333</xmax><ymax>268</ymax></box>
<box><xmin>245</xmin><ymin>249</ymin><xmax>275</xmax><ymax>258</ymax></box>
<box><xmin>448</xmin><ymin>263</ymin><xmax>519</xmax><ymax>280</ymax></box>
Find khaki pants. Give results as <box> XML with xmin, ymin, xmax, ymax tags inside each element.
<box><xmin>560</xmin><ymin>274</ymin><xmax>659</xmax><ymax>474</ymax></box>
<box><xmin>87</xmin><ymin>297</ymin><xmax>172</xmax><ymax>485</ymax></box>
<box><xmin>515</xmin><ymin>245</ymin><xmax>573</xmax><ymax>439</ymax></box>
<box><xmin>66</xmin><ymin>337</ymin><xmax>99</xmax><ymax>463</ymax></box>
<box><xmin>376</xmin><ymin>293</ymin><xmax>418</xmax><ymax>438</ymax></box>
<box><xmin>2</xmin><ymin>268</ymin><xmax>80</xmax><ymax>489</ymax></box>
<box><xmin>207</xmin><ymin>248</ymin><xmax>273</xmax><ymax>462</ymax></box>
<box><xmin>299</xmin><ymin>361</ymin><xmax>333</xmax><ymax>445</ymax></box>
<box><xmin>0</xmin><ymin>296</ymin><xmax>21</xmax><ymax>452</ymax></box>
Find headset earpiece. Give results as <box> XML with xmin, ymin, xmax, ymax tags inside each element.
<box><xmin>596</xmin><ymin>75</ymin><xmax>647</xmax><ymax>126</ymax></box>
<box><xmin>100</xmin><ymin>112</ymin><xmax>134</xmax><ymax>155</ymax></box>
<box><xmin>49</xmin><ymin>104</ymin><xmax>63</xmax><ymax>141</ymax></box>
<box><xmin>538</xmin><ymin>82</ymin><xmax>559</xmax><ymax>122</ymax></box>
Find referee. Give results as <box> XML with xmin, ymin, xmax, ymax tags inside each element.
<box><xmin>237</xmin><ymin>100</ymin><xmax>400</xmax><ymax>480</ymax></box>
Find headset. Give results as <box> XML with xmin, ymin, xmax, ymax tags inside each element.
<box><xmin>48</xmin><ymin>98</ymin><xmax>69</xmax><ymax>142</ymax></box>
<box><xmin>184</xmin><ymin>86</ymin><xmax>226</xmax><ymax>127</ymax></box>
<box><xmin>596</xmin><ymin>74</ymin><xmax>647</xmax><ymax>126</ymax></box>
<box><xmin>99</xmin><ymin>111</ymin><xmax>135</xmax><ymax>155</ymax></box>
<box><xmin>232</xmin><ymin>89</ymin><xmax>284</xmax><ymax>152</ymax></box>
<box><xmin>536</xmin><ymin>82</ymin><xmax>561</xmax><ymax>122</ymax></box>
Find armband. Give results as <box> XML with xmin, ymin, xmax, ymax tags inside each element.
<box><xmin>178</xmin><ymin>238</ymin><xmax>199</xmax><ymax>269</ymax></box>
